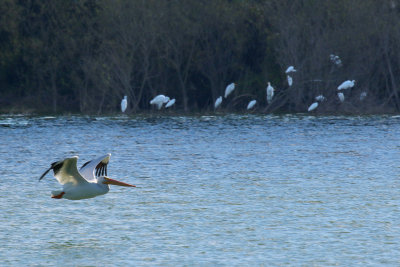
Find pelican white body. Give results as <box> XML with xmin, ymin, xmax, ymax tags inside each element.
<box><xmin>53</xmin><ymin>181</ymin><xmax>109</xmax><ymax>200</ymax></box>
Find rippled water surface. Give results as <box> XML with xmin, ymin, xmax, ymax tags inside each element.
<box><xmin>0</xmin><ymin>114</ymin><xmax>399</xmax><ymax>266</ymax></box>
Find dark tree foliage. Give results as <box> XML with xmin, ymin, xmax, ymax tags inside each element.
<box><xmin>0</xmin><ymin>0</ymin><xmax>400</xmax><ymax>114</ymax></box>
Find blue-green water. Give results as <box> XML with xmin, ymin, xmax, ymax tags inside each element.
<box><xmin>0</xmin><ymin>114</ymin><xmax>399</xmax><ymax>266</ymax></box>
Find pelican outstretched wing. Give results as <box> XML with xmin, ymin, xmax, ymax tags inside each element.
<box><xmin>39</xmin><ymin>156</ymin><xmax>88</xmax><ymax>185</ymax></box>
<box><xmin>79</xmin><ymin>154</ymin><xmax>111</xmax><ymax>182</ymax></box>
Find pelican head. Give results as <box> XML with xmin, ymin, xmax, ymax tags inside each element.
<box><xmin>98</xmin><ymin>176</ymin><xmax>136</xmax><ymax>187</ymax></box>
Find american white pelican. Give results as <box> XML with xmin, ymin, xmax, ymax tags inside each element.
<box><xmin>360</xmin><ymin>91</ymin><xmax>367</xmax><ymax>101</ymax></box>
<box><xmin>308</xmin><ymin>102</ymin><xmax>318</xmax><ymax>112</ymax></box>
<box><xmin>39</xmin><ymin>154</ymin><xmax>135</xmax><ymax>200</ymax></box>
<box><xmin>338</xmin><ymin>80</ymin><xmax>355</xmax><ymax>90</ymax></box>
<box><xmin>247</xmin><ymin>100</ymin><xmax>257</xmax><ymax>110</ymax></box>
<box><xmin>121</xmin><ymin>96</ymin><xmax>128</xmax><ymax>113</ymax></box>
<box><xmin>338</xmin><ymin>92</ymin><xmax>345</xmax><ymax>102</ymax></box>
<box><xmin>315</xmin><ymin>95</ymin><xmax>326</xmax><ymax>102</ymax></box>
<box><xmin>214</xmin><ymin>96</ymin><xmax>222</xmax><ymax>109</ymax></box>
<box><xmin>266</xmin><ymin>82</ymin><xmax>274</xmax><ymax>104</ymax></box>
<box><xmin>150</xmin><ymin>95</ymin><xmax>168</xmax><ymax>109</ymax></box>
<box><xmin>224</xmin><ymin>83</ymin><xmax>235</xmax><ymax>98</ymax></box>
<box><xmin>285</xmin><ymin>66</ymin><xmax>296</xmax><ymax>73</ymax></box>
<box><xmin>287</xmin><ymin>75</ymin><xmax>293</xmax><ymax>86</ymax></box>
<box><xmin>165</xmin><ymin>98</ymin><xmax>176</xmax><ymax>108</ymax></box>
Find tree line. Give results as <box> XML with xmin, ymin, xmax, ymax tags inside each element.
<box><xmin>1</xmin><ymin>0</ymin><xmax>400</xmax><ymax>114</ymax></box>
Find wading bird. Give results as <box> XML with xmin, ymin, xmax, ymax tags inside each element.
<box><xmin>287</xmin><ymin>75</ymin><xmax>293</xmax><ymax>87</ymax></box>
<box><xmin>330</xmin><ymin>54</ymin><xmax>342</xmax><ymax>67</ymax></box>
<box><xmin>266</xmin><ymin>82</ymin><xmax>274</xmax><ymax>104</ymax></box>
<box><xmin>150</xmin><ymin>95</ymin><xmax>169</xmax><ymax>109</ymax></box>
<box><xmin>360</xmin><ymin>91</ymin><xmax>367</xmax><ymax>101</ymax></box>
<box><xmin>165</xmin><ymin>98</ymin><xmax>176</xmax><ymax>108</ymax></box>
<box><xmin>338</xmin><ymin>80</ymin><xmax>355</xmax><ymax>90</ymax></box>
<box><xmin>285</xmin><ymin>66</ymin><xmax>296</xmax><ymax>74</ymax></box>
<box><xmin>224</xmin><ymin>83</ymin><xmax>235</xmax><ymax>98</ymax></box>
<box><xmin>315</xmin><ymin>95</ymin><xmax>326</xmax><ymax>102</ymax></box>
<box><xmin>338</xmin><ymin>92</ymin><xmax>345</xmax><ymax>102</ymax></box>
<box><xmin>308</xmin><ymin>102</ymin><xmax>318</xmax><ymax>112</ymax></box>
<box><xmin>39</xmin><ymin>154</ymin><xmax>135</xmax><ymax>200</ymax></box>
<box><xmin>121</xmin><ymin>96</ymin><xmax>128</xmax><ymax>113</ymax></box>
<box><xmin>247</xmin><ymin>100</ymin><xmax>257</xmax><ymax>110</ymax></box>
<box><xmin>308</xmin><ymin>94</ymin><xmax>326</xmax><ymax>112</ymax></box>
<box><xmin>214</xmin><ymin>96</ymin><xmax>222</xmax><ymax>109</ymax></box>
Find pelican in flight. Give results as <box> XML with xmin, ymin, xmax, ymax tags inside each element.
<box><xmin>39</xmin><ymin>154</ymin><xmax>135</xmax><ymax>200</ymax></box>
<box><xmin>121</xmin><ymin>96</ymin><xmax>128</xmax><ymax>113</ymax></box>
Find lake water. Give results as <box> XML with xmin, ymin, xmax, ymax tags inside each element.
<box><xmin>0</xmin><ymin>114</ymin><xmax>399</xmax><ymax>266</ymax></box>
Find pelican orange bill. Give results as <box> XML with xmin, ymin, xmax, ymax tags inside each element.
<box><xmin>103</xmin><ymin>177</ymin><xmax>136</xmax><ymax>187</ymax></box>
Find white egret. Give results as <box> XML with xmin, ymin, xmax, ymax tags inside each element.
<box><xmin>214</xmin><ymin>96</ymin><xmax>222</xmax><ymax>109</ymax></box>
<box><xmin>285</xmin><ymin>66</ymin><xmax>296</xmax><ymax>74</ymax></box>
<box><xmin>150</xmin><ymin>95</ymin><xmax>168</xmax><ymax>109</ymax></box>
<box><xmin>308</xmin><ymin>102</ymin><xmax>318</xmax><ymax>112</ymax></box>
<box><xmin>121</xmin><ymin>96</ymin><xmax>128</xmax><ymax>113</ymax></box>
<box><xmin>330</xmin><ymin>54</ymin><xmax>342</xmax><ymax>66</ymax></box>
<box><xmin>266</xmin><ymin>82</ymin><xmax>274</xmax><ymax>104</ymax></box>
<box><xmin>315</xmin><ymin>95</ymin><xmax>326</xmax><ymax>102</ymax></box>
<box><xmin>287</xmin><ymin>75</ymin><xmax>293</xmax><ymax>86</ymax></box>
<box><xmin>165</xmin><ymin>98</ymin><xmax>176</xmax><ymax>108</ymax></box>
<box><xmin>247</xmin><ymin>100</ymin><xmax>257</xmax><ymax>110</ymax></box>
<box><xmin>39</xmin><ymin>154</ymin><xmax>135</xmax><ymax>200</ymax></box>
<box><xmin>360</xmin><ymin>91</ymin><xmax>367</xmax><ymax>101</ymax></box>
<box><xmin>224</xmin><ymin>83</ymin><xmax>235</xmax><ymax>98</ymax></box>
<box><xmin>338</xmin><ymin>92</ymin><xmax>345</xmax><ymax>102</ymax></box>
<box><xmin>338</xmin><ymin>80</ymin><xmax>355</xmax><ymax>90</ymax></box>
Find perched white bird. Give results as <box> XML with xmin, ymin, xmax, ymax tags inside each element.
<box><xmin>214</xmin><ymin>96</ymin><xmax>222</xmax><ymax>109</ymax></box>
<box><xmin>266</xmin><ymin>82</ymin><xmax>274</xmax><ymax>104</ymax></box>
<box><xmin>121</xmin><ymin>96</ymin><xmax>128</xmax><ymax>113</ymax></box>
<box><xmin>308</xmin><ymin>102</ymin><xmax>318</xmax><ymax>112</ymax></box>
<box><xmin>224</xmin><ymin>83</ymin><xmax>235</xmax><ymax>98</ymax></box>
<box><xmin>150</xmin><ymin>95</ymin><xmax>168</xmax><ymax>109</ymax></box>
<box><xmin>338</xmin><ymin>80</ymin><xmax>355</xmax><ymax>90</ymax></box>
<box><xmin>330</xmin><ymin>54</ymin><xmax>342</xmax><ymax>66</ymax></box>
<box><xmin>360</xmin><ymin>91</ymin><xmax>367</xmax><ymax>101</ymax></box>
<box><xmin>285</xmin><ymin>66</ymin><xmax>296</xmax><ymax>74</ymax></box>
<box><xmin>315</xmin><ymin>95</ymin><xmax>326</xmax><ymax>102</ymax></box>
<box><xmin>247</xmin><ymin>100</ymin><xmax>257</xmax><ymax>110</ymax></box>
<box><xmin>165</xmin><ymin>98</ymin><xmax>176</xmax><ymax>108</ymax></box>
<box><xmin>338</xmin><ymin>92</ymin><xmax>345</xmax><ymax>102</ymax></box>
<box><xmin>287</xmin><ymin>75</ymin><xmax>293</xmax><ymax>86</ymax></box>
<box><xmin>39</xmin><ymin>154</ymin><xmax>135</xmax><ymax>200</ymax></box>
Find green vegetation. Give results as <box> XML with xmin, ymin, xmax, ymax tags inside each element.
<box><xmin>1</xmin><ymin>0</ymin><xmax>400</xmax><ymax>114</ymax></box>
